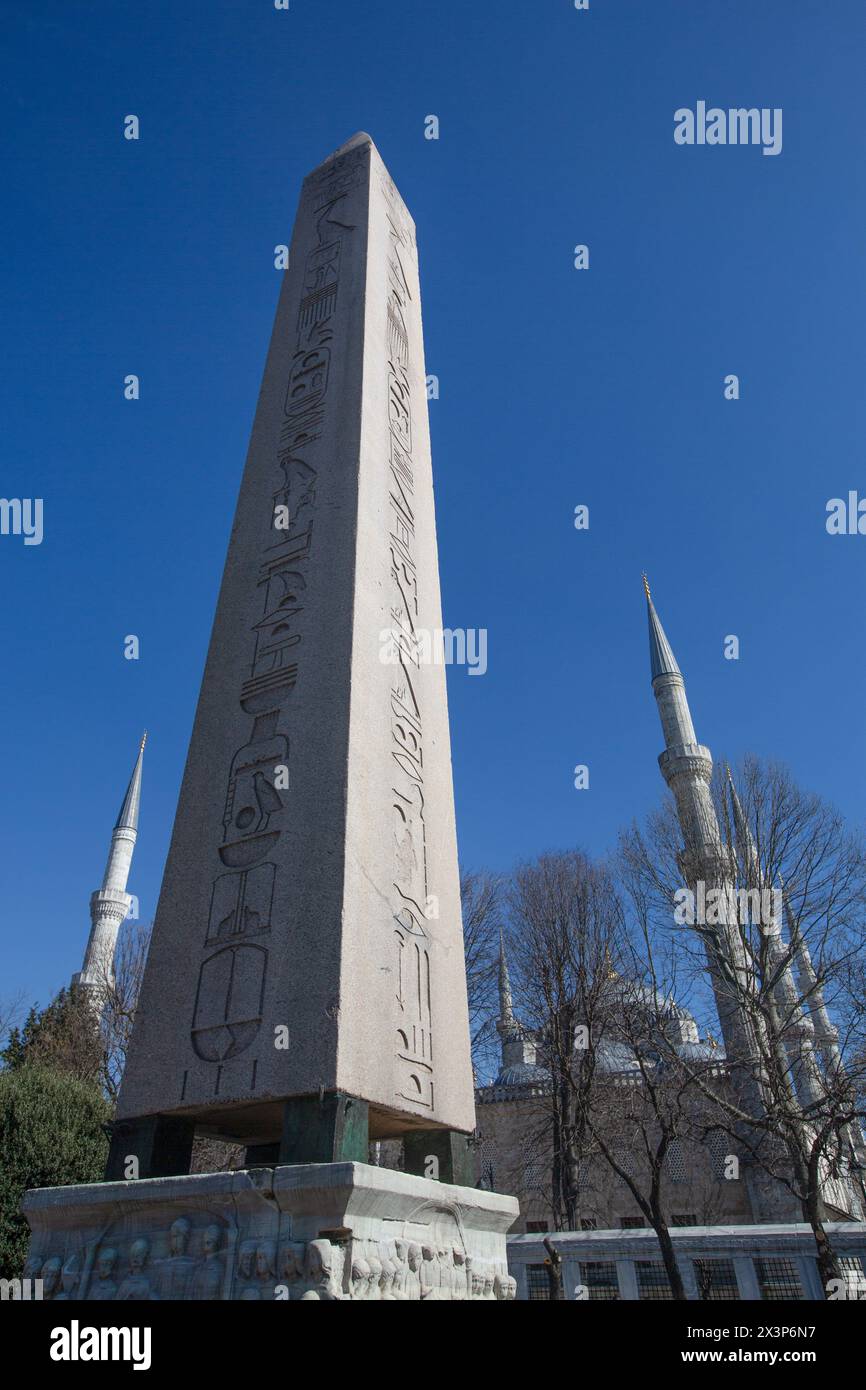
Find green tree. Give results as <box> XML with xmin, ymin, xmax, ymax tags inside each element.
<box><xmin>0</xmin><ymin>1004</ymin><xmax>37</xmax><ymax>1070</ymax></box>
<box><xmin>0</xmin><ymin>988</ymin><xmax>101</xmax><ymax>1083</ymax></box>
<box><xmin>0</xmin><ymin>1066</ymin><xmax>109</xmax><ymax>1277</ymax></box>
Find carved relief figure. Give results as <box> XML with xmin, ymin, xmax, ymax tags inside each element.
<box><xmin>349</xmin><ymin>1253</ymin><xmax>371</xmax><ymax>1300</ymax></box>
<box><xmin>419</xmin><ymin>1243</ymin><xmax>438</xmax><ymax>1300</ymax></box>
<box><xmin>392</xmin><ymin>1240</ymin><xmax>408</xmax><ymax>1299</ymax></box>
<box><xmin>237</xmin><ymin>1239</ymin><xmax>257</xmax><ymax>1283</ymax></box>
<box><xmin>304</xmin><ymin>1238</ymin><xmax>342</xmax><ymax>1301</ymax></box>
<box><xmin>40</xmin><ymin>1255</ymin><xmax>62</xmax><ymax>1300</ymax></box>
<box><xmin>404</xmin><ymin>1242</ymin><xmax>422</xmax><ymax>1300</ymax></box>
<box><xmin>158</xmin><ymin>1217</ymin><xmax>196</xmax><ymax>1299</ymax></box>
<box><xmin>89</xmin><ymin>1247</ymin><xmax>119</xmax><ymax>1301</ymax></box>
<box><xmin>437</xmin><ymin>1246</ymin><xmax>454</xmax><ymax>1300</ymax></box>
<box><xmin>117</xmin><ymin>1238</ymin><xmax>156</xmax><ymax>1300</ymax></box>
<box><xmin>253</xmin><ymin>1239</ymin><xmax>277</xmax><ymax>1299</ymax></box>
<box><xmin>452</xmin><ymin>1247</ymin><xmax>467</xmax><ymax>1300</ymax></box>
<box><xmin>54</xmin><ymin>1254</ymin><xmax>81</xmax><ymax>1301</ymax></box>
<box><xmin>278</xmin><ymin>1241</ymin><xmax>306</xmax><ymax>1299</ymax></box>
<box><xmin>365</xmin><ymin>1253</ymin><xmax>382</xmax><ymax>1300</ymax></box>
<box><xmin>378</xmin><ymin>1242</ymin><xmax>399</xmax><ymax>1300</ymax></box>
<box><xmin>190</xmin><ymin>1225</ymin><xmax>224</xmax><ymax>1301</ymax></box>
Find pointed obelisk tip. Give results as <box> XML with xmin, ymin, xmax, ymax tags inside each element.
<box><xmin>642</xmin><ymin>573</ymin><xmax>652</xmax><ymax>602</ymax></box>
<box><xmin>333</xmin><ymin>131</ymin><xmax>375</xmax><ymax>157</ymax></box>
<box><xmin>316</xmin><ymin>131</ymin><xmax>377</xmax><ymax>175</ymax></box>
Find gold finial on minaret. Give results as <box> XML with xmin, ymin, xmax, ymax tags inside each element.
<box><xmin>642</xmin><ymin>573</ymin><xmax>651</xmax><ymax>601</ymax></box>
<box><xmin>140</xmin><ymin>731</ymin><xmax>148</xmax><ymax>751</ymax></box>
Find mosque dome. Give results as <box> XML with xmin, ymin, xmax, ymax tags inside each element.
<box><xmin>493</xmin><ymin>1061</ymin><xmax>550</xmax><ymax>1088</ymax></box>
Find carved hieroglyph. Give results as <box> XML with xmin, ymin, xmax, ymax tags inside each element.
<box><xmin>116</xmin><ymin>134</ymin><xmax>474</xmax><ymax>1139</ymax></box>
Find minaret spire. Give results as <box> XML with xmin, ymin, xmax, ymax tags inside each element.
<box><xmin>643</xmin><ymin>580</ymin><xmax>758</xmax><ymax>1072</ymax></box>
<box><xmin>73</xmin><ymin>734</ymin><xmax>146</xmax><ymax>1001</ymax></box>
<box><xmin>113</xmin><ymin>731</ymin><xmax>146</xmax><ymax>840</ymax></box>
<box><xmin>792</xmin><ymin>927</ymin><xmax>866</xmax><ymax>1188</ymax></box>
<box><xmin>494</xmin><ymin>931</ymin><xmax>540</xmax><ymax>1082</ymax></box>
<box><xmin>498</xmin><ymin>927</ymin><xmax>514</xmax><ymax>1027</ymax></box>
<box><xmin>644</xmin><ymin>575</ymin><xmax>695</xmax><ymax>746</ymax></box>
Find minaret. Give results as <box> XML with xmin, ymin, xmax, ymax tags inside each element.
<box><xmin>724</xmin><ymin>709</ymin><xmax>865</xmax><ymax>1214</ymax></box>
<box><xmin>643</xmin><ymin>577</ymin><xmax>757</xmax><ymax>1069</ymax></box>
<box><xmin>725</xmin><ymin>768</ymin><xmax>825</xmax><ymax>1110</ymax></box>
<box><xmin>788</xmin><ymin>907</ymin><xmax>866</xmax><ymax>1184</ymax></box>
<box><xmin>496</xmin><ymin>931</ymin><xmax>538</xmax><ymax>1074</ymax></box>
<box><xmin>497</xmin><ymin>927</ymin><xmax>514</xmax><ymax>1029</ymax></box>
<box><xmin>73</xmin><ymin>733</ymin><xmax>145</xmax><ymax>999</ymax></box>
<box><xmin>792</xmin><ymin>935</ymin><xmax>842</xmax><ymax>1077</ymax></box>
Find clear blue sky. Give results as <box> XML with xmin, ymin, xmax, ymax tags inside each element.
<box><xmin>2</xmin><ymin>1</ymin><xmax>865</xmax><ymax>1009</ymax></box>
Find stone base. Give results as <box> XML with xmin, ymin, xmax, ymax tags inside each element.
<box><xmin>22</xmin><ymin>1161</ymin><xmax>519</xmax><ymax>1301</ymax></box>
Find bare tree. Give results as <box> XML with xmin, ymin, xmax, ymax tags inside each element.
<box><xmin>500</xmin><ymin>850</ymin><xmax>729</xmax><ymax>1297</ymax></box>
<box><xmin>542</xmin><ymin>1236</ymin><xmax>565</xmax><ymax>1301</ymax></box>
<box><xmin>580</xmin><ymin>967</ymin><xmax>723</xmax><ymax>1301</ymax></box>
<box><xmin>460</xmin><ymin>870</ymin><xmax>503</xmax><ymax>1083</ymax></box>
<box><xmin>620</xmin><ymin>756</ymin><xmax>866</xmax><ymax>1291</ymax></box>
<box><xmin>506</xmin><ymin>851</ymin><xmax>624</xmax><ymax>1233</ymax></box>
<box><xmin>93</xmin><ymin>920</ymin><xmax>152</xmax><ymax>1102</ymax></box>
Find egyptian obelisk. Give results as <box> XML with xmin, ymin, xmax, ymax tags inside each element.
<box><xmin>112</xmin><ymin>132</ymin><xmax>475</xmax><ymax>1170</ymax></box>
<box><xmin>22</xmin><ymin>137</ymin><xmax>518</xmax><ymax>1300</ymax></box>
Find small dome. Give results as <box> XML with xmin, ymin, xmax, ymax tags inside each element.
<box><xmin>494</xmin><ymin>1062</ymin><xmax>550</xmax><ymax>1088</ymax></box>
<box><xmin>677</xmin><ymin>1040</ymin><xmax>726</xmax><ymax>1062</ymax></box>
<box><xmin>595</xmin><ymin>1039</ymin><xmax>642</xmax><ymax>1074</ymax></box>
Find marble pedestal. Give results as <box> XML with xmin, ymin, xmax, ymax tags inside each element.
<box><xmin>22</xmin><ymin>1162</ymin><xmax>519</xmax><ymax>1301</ymax></box>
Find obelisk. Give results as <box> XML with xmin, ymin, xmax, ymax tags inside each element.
<box><xmin>111</xmin><ymin>132</ymin><xmax>475</xmax><ymax>1173</ymax></box>
<box><xmin>22</xmin><ymin>138</ymin><xmax>518</xmax><ymax>1298</ymax></box>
